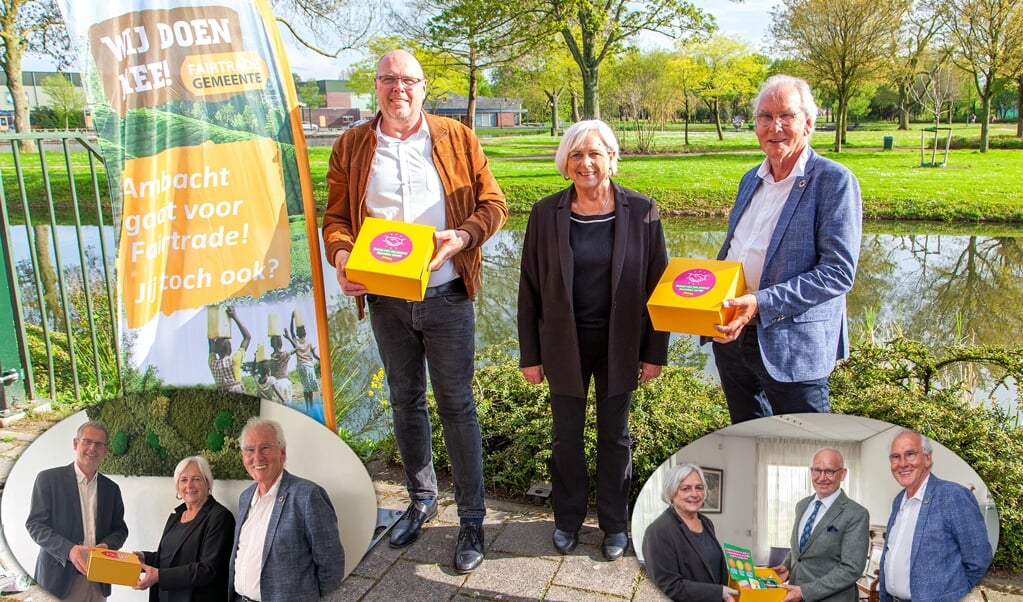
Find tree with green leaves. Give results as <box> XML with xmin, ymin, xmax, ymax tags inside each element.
<box><xmin>549</xmin><ymin>0</ymin><xmax>714</xmax><ymax>120</ymax></box>
<box><xmin>491</xmin><ymin>45</ymin><xmax>579</xmax><ymax>134</ymax></box>
<box><xmin>39</xmin><ymin>73</ymin><xmax>84</xmax><ymax>129</ymax></box>
<box><xmin>297</xmin><ymin>80</ymin><xmax>324</xmax><ymax>124</ymax></box>
<box><xmin>395</xmin><ymin>0</ymin><xmax>559</xmax><ymax>129</ymax></box>
<box><xmin>688</xmin><ymin>34</ymin><xmax>766</xmax><ymax>140</ymax></box>
<box><xmin>1</xmin><ymin>0</ymin><xmax>70</xmax><ymax>148</ymax></box>
<box><xmin>269</xmin><ymin>0</ymin><xmax>378</xmax><ymax>60</ymax></box>
<box><xmin>941</xmin><ymin>0</ymin><xmax>1023</xmax><ymax>150</ymax></box>
<box><xmin>770</xmin><ymin>0</ymin><xmax>911</xmax><ymax>151</ymax></box>
<box><xmin>887</xmin><ymin>0</ymin><xmax>943</xmax><ymax>130</ymax></box>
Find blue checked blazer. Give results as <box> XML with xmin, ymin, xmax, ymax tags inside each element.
<box><xmin>878</xmin><ymin>474</ymin><xmax>993</xmax><ymax>602</ymax></box>
<box><xmin>716</xmin><ymin>148</ymin><xmax>862</xmax><ymax>382</ymax></box>
<box><xmin>229</xmin><ymin>470</ymin><xmax>345</xmax><ymax>601</ymax></box>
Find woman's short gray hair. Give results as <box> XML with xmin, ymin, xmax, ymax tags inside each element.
<box><xmin>661</xmin><ymin>463</ymin><xmax>706</xmax><ymax>505</ymax></box>
<box><xmin>173</xmin><ymin>455</ymin><xmax>215</xmax><ymax>493</ymax></box>
<box><xmin>554</xmin><ymin>119</ymin><xmax>620</xmax><ymax>179</ymax></box>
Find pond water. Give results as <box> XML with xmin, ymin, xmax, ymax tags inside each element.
<box><xmin>7</xmin><ymin>221</ymin><xmax>1020</xmax><ymax>423</ymax></box>
<box><xmin>322</xmin><ymin>218</ymin><xmax>1023</xmax><ymax>430</ymax></box>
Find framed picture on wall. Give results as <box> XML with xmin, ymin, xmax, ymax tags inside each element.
<box><xmin>701</xmin><ymin>467</ymin><xmax>723</xmax><ymax>513</ymax></box>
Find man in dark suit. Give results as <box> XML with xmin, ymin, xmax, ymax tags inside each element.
<box><xmin>710</xmin><ymin>74</ymin><xmax>862</xmax><ymax>423</ymax></box>
<box><xmin>772</xmin><ymin>448</ymin><xmax>869</xmax><ymax>602</ymax></box>
<box><xmin>879</xmin><ymin>430</ymin><xmax>992</xmax><ymax>602</ymax></box>
<box><xmin>229</xmin><ymin>417</ymin><xmax>345</xmax><ymax>602</ymax></box>
<box><xmin>26</xmin><ymin>420</ymin><xmax>128</xmax><ymax>601</ymax></box>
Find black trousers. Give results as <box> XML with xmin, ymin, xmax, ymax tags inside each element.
<box><xmin>549</xmin><ymin>327</ymin><xmax>632</xmax><ymax>534</ymax></box>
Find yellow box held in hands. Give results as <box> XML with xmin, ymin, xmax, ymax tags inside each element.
<box><xmin>86</xmin><ymin>549</ymin><xmax>140</xmax><ymax>587</ymax></box>
<box><xmin>646</xmin><ymin>258</ymin><xmax>746</xmax><ymax>337</ymax></box>
<box><xmin>345</xmin><ymin>217</ymin><xmax>436</xmax><ymax>301</ymax></box>
<box><xmin>727</xmin><ymin>567</ymin><xmax>785</xmax><ymax>601</ymax></box>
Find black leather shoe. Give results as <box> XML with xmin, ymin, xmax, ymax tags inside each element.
<box><xmin>602</xmin><ymin>532</ymin><xmax>628</xmax><ymax>561</ymax></box>
<box><xmin>552</xmin><ymin>528</ymin><xmax>579</xmax><ymax>554</ymax></box>
<box><xmin>454</xmin><ymin>524</ymin><xmax>484</xmax><ymax>573</ymax></box>
<box><xmin>389</xmin><ymin>500</ymin><xmax>438</xmax><ymax>548</ymax></box>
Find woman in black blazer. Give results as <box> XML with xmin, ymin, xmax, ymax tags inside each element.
<box><xmin>518</xmin><ymin>119</ymin><xmax>669</xmax><ymax>561</ymax></box>
<box><xmin>134</xmin><ymin>455</ymin><xmax>235</xmax><ymax>602</ymax></box>
<box><xmin>643</xmin><ymin>464</ymin><xmax>737</xmax><ymax>601</ymax></box>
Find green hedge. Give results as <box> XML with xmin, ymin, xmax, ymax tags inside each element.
<box><xmin>415</xmin><ymin>337</ymin><xmax>1023</xmax><ymax>570</ymax></box>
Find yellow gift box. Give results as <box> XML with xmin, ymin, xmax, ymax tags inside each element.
<box><xmin>646</xmin><ymin>258</ymin><xmax>746</xmax><ymax>337</ymax></box>
<box><xmin>86</xmin><ymin>549</ymin><xmax>140</xmax><ymax>587</ymax></box>
<box><xmin>345</xmin><ymin>217</ymin><xmax>436</xmax><ymax>301</ymax></box>
<box><xmin>728</xmin><ymin>567</ymin><xmax>786</xmax><ymax>602</ymax></box>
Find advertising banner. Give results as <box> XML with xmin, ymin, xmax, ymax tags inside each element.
<box><xmin>58</xmin><ymin>0</ymin><xmax>335</xmax><ymax>427</ymax></box>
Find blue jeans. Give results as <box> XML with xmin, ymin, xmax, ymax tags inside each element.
<box><xmin>367</xmin><ymin>288</ymin><xmax>486</xmax><ymax>520</ymax></box>
<box><xmin>712</xmin><ymin>322</ymin><xmax>830</xmax><ymax>424</ymax></box>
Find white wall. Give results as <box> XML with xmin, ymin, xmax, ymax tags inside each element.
<box><xmin>633</xmin><ymin>424</ymin><xmax>1000</xmax><ymax>565</ymax></box>
<box><xmin>1</xmin><ymin>400</ymin><xmax>377</xmax><ymax>601</ymax></box>
<box><xmin>633</xmin><ymin>433</ymin><xmax>758</xmax><ymax>562</ymax></box>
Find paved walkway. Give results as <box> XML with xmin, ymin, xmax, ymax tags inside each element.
<box><xmin>337</xmin><ymin>480</ymin><xmax>666</xmax><ymax>601</ymax></box>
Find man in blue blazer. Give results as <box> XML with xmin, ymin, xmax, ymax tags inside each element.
<box><xmin>229</xmin><ymin>418</ymin><xmax>345</xmax><ymax>601</ymax></box>
<box><xmin>26</xmin><ymin>421</ymin><xmax>128</xmax><ymax>600</ymax></box>
<box><xmin>772</xmin><ymin>449</ymin><xmax>869</xmax><ymax>602</ymax></box>
<box><xmin>879</xmin><ymin>430</ymin><xmax>992</xmax><ymax>602</ymax></box>
<box><xmin>710</xmin><ymin>74</ymin><xmax>862</xmax><ymax>423</ymax></box>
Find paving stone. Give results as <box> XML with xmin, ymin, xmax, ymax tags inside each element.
<box><xmin>355</xmin><ymin>558</ymin><xmax>464</xmax><ymax>602</ymax></box>
<box><xmin>330</xmin><ymin>574</ymin><xmax>375</xmax><ymax>601</ymax></box>
<box><xmin>490</xmin><ymin>514</ymin><xmax>561</xmax><ymax>558</ymax></box>
<box><xmin>543</xmin><ymin>583</ymin><xmax>630</xmax><ymax>601</ymax></box>
<box><xmin>459</xmin><ymin>552</ymin><xmax>558</xmax><ymax>601</ymax></box>
<box><xmin>551</xmin><ymin>547</ymin><xmax>642</xmax><ymax>599</ymax></box>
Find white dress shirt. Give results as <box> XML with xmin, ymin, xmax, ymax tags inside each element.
<box><xmin>73</xmin><ymin>463</ymin><xmax>98</xmax><ymax>547</ymax></box>
<box><xmin>797</xmin><ymin>488</ymin><xmax>842</xmax><ymax>543</ymax></box>
<box><xmin>884</xmin><ymin>475</ymin><xmax>930</xmax><ymax>599</ymax></box>
<box><xmin>724</xmin><ymin>147</ymin><xmax>810</xmax><ymax>292</ymax></box>
<box><xmin>366</xmin><ymin>118</ymin><xmax>457</xmax><ymax>287</ymax></box>
<box><xmin>234</xmin><ymin>472</ymin><xmax>284</xmax><ymax>601</ymax></box>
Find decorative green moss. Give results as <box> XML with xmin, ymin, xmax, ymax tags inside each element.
<box><xmin>87</xmin><ymin>388</ymin><xmax>259</xmax><ymax>480</ymax></box>
<box><xmin>109</xmin><ymin>431</ymin><xmax>128</xmax><ymax>455</ymax></box>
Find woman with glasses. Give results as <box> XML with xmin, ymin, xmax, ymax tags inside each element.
<box><xmin>643</xmin><ymin>464</ymin><xmax>737</xmax><ymax>601</ymax></box>
<box><xmin>133</xmin><ymin>456</ymin><xmax>235</xmax><ymax>602</ymax></box>
<box><xmin>518</xmin><ymin>119</ymin><xmax>669</xmax><ymax>561</ymax></box>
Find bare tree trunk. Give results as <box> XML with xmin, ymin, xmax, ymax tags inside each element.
<box><xmin>33</xmin><ymin>226</ymin><xmax>64</xmax><ymax>330</ymax></box>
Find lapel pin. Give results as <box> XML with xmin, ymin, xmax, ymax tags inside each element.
<box><xmin>798</xmin><ymin>180</ymin><xmax>807</xmax><ymax>188</ymax></box>
<box><xmin>278</xmin><ymin>496</ymin><xmax>285</xmax><ymax>503</ymax></box>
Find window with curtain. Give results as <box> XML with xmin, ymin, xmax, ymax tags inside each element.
<box><xmin>753</xmin><ymin>437</ymin><xmax>861</xmax><ymax>562</ymax></box>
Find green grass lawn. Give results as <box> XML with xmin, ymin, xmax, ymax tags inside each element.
<box><xmin>303</xmin><ymin>123</ymin><xmax>1023</xmax><ymax>221</ymax></box>
<box><xmin>5</xmin><ymin>122</ymin><xmax>1023</xmax><ymax>224</ymax></box>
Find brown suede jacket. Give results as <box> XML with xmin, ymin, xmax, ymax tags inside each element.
<box><xmin>322</xmin><ymin>112</ymin><xmax>507</xmax><ymax>317</ymax></box>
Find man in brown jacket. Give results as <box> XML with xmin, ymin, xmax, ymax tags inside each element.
<box><xmin>322</xmin><ymin>49</ymin><xmax>506</xmax><ymax>574</ymax></box>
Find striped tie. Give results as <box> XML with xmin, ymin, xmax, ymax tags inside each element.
<box><xmin>799</xmin><ymin>500</ymin><xmax>823</xmax><ymax>551</ymax></box>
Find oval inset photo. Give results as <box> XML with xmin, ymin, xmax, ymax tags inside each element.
<box><xmin>632</xmin><ymin>413</ymin><xmax>999</xmax><ymax>602</ymax></box>
<box><xmin>2</xmin><ymin>391</ymin><xmax>377</xmax><ymax>601</ymax></box>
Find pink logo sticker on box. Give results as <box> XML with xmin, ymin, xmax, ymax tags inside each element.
<box><xmin>101</xmin><ymin>551</ymin><xmax>120</xmax><ymax>559</ymax></box>
<box><xmin>673</xmin><ymin>269</ymin><xmax>716</xmax><ymax>297</ymax></box>
<box><xmin>370</xmin><ymin>232</ymin><xmax>413</xmax><ymax>263</ymax></box>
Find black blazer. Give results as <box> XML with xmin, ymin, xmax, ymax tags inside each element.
<box><xmin>518</xmin><ymin>182</ymin><xmax>669</xmax><ymax>398</ymax></box>
<box><xmin>142</xmin><ymin>496</ymin><xmax>235</xmax><ymax>602</ymax></box>
<box><xmin>25</xmin><ymin>463</ymin><xmax>128</xmax><ymax>599</ymax></box>
<box><xmin>642</xmin><ymin>508</ymin><xmax>729</xmax><ymax>602</ymax></box>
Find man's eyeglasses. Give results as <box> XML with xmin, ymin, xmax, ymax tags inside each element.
<box><xmin>77</xmin><ymin>438</ymin><xmax>108</xmax><ymax>449</ymax></box>
<box><xmin>376</xmin><ymin>75</ymin><xmax>424</xmax><ymax>88</ymax></box>
<box><xmin>241</xmin><ymin>444</ymin><xmax>279</xmax><ymax>456</ymax></box>
<box><xmin>809</xmin><ymin>467</ymin><xmax>843</xmax><ymax>478</ymax></box>
<box><xmin>755</xmin><ymin>112</ymin><xmax>802</xmax><ymax>127</ymax></box>
<box><xmin>889</xmin><ymin>450</ymin><xmax>921</xmax><ymax>463</ymax></box>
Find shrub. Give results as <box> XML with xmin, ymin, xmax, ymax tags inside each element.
<box><xmin>830</xmin><ymin>336</ymin><xmax>1023</xmax><ymax>570</ymax></box>
<box><xmin>426</xmin><ymin>339</ymin><xmax>728</xmax><ymax>501</ymax></box>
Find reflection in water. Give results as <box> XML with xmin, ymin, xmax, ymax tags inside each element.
<box><xmin>9</xmin><ymin>224</ymin><xmax>1018</xmax><ymax>420</ymax></box>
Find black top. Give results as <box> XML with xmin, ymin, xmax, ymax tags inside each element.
<box><xmin>684</xmin><ymin>521</ymin><xmax>725</xmax><ymax>584</ymax></box>
<box><xmin>570</xmin><ymin>210</ymin><xmax>615</xmax><ymax>329</ymax></box>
